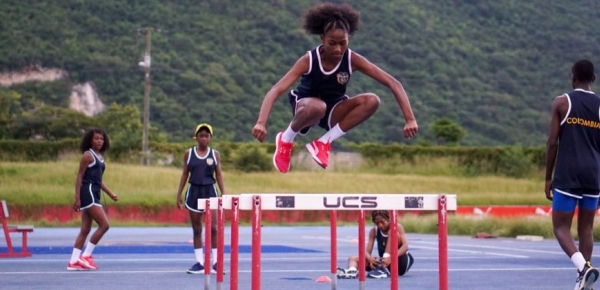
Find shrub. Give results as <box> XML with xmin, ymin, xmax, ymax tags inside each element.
<box><xmin>232</xmin><ymin>144</ymin><xmax>273</xmax><ymax>172</ymax></box>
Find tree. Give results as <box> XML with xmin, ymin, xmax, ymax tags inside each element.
<box><xmin>0</xmin><ymin>89</ymin><xmax>22</xmax><ymax>139</ymax></box>
<box><xmin>429</xmin><ymin>118</ymin><xmax>466</xmax><ymax>145</ymax></box>
<box><xmin>12</xmin><ymin>105</ymin><xmax>96</xmax><ymax>140</ymax></box>
<box><xmin>95</xmin><ymin>102</ymin><xmax>166</xmax><ymax>150</ymax></box>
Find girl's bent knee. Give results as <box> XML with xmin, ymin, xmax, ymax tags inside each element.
<box><xmin>99</xmin><ymin>224</ymin><xmax>110</xmax><ymax>232</ymax></box>
<box><xmin>364</xmin><ymin>94</ymin><xmax>381</xmax><ymax>107</ymax></box>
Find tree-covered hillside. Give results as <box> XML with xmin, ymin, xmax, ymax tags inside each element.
<box><xmin>1</xmin><ymin>0</ymin><xmax>599</xmax><ymax>145</ymax></box>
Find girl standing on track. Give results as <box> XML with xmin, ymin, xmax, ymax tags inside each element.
<box><xmin>67</xmin><ymin>128</ymin><xmax>119</xmax><ymax>271</ymax></box>
<box><xmin>176</xmin><ymin>123</ymin><xmax>226</xmax><ymax>274</ymax></box>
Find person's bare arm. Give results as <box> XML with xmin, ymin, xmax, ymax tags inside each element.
<box><xmin>101</xmin><ymin>183</ymin><xmax>118</xmax><ymax>201</ymax></box>
<box><xmin>545</xmin><ymin>95</ymin><xmax>567</xmax><ymax>201</ymax></box>
<box><xmin>366</xmin><ymin>227</ymin><xmax>378</xmax><ymax>268</ymax></box>
<box><xmin>396</xmin><ymin>224</ymin><xmax>409</xmax><ymax>256</ymax></box>
<box><xmin>176</xmin><ymin>150</ymin><xmax>190</xmax><ymax>209</ymax></box>
<box><xmin>351</xmin><ymin>51</ymin><xmax>417</xmax><ymax>138</ymax></box>
<box><xmin>380</xmin><ymin>224</ymin><xmax>409</xmax><ymax>267</ymax></box>
<box><xmin>214</xmin><ymin>150</ymin><xmax>226</xmax><ymax>196</ymax></box>
<box><xmin>252</xmin><ymin>54</ymin><xmax>310</xmax><ymax>142</ymax></box>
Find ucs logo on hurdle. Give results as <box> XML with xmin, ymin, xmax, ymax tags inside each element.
<box><xmin>323</xmin><ymin>196</ymin><xmax>378</xmax><ymax>209</ymax></box>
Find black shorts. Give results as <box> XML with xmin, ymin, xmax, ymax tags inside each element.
<box><xmin>288</xmin><ymin>91</ymin><xmax>349</xmax><ymax>135</ymax></box>
<box><xmin>367</xmin><ymin>252</ymin><xmax>414</xmax><ymax>276</ymax></box>
<box><xmin>80</xmin><ymin>183</ymin><xmax>101</xmax><ymax>210</ymax></box>
<box><xmin>185</xmin><ymin>184</ymin><xmax>218</xmax><ymax>213</ymax></box>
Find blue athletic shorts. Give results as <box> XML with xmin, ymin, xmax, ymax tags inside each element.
<box><xmin>552</xmin><ymin>188</ymin><xmax>600</xmax><ymax>212</ymax></box>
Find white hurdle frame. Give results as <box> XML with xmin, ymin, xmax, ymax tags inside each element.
<box><xmin>201</xmin><ymin>193</ymin><xmax>457</xmax><ymax>290</ymax></box>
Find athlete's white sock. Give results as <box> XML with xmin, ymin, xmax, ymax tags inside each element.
<box><xmin>571</xmin><ymin>252</ymin><xmax>586</xmax><ymax>271</ymax></box>
<box><xmin>318</xmin><ymin>124</ymin><xmax>345</xmax><ymax>143</ymax></box>
<box><xmin>347</xmin><ymin>266</ymin><xmax>357</xmax><ymax>271</ymax></box>
<box><xmin>211</xmin><ymin>248</ymin><xmax>217</xmax><ymax>265</ymax></box>
<box><xmin>195</xmin><ymin>248</ymin><xmax>204</xmax><ymax>265</ymax></box>
<box><xmin>69</xmin><ymin>248</ymin><xmax>82</xmax><ymax>264</ymax></box>
<box><xmin>82</xmin><ymin>243</ymin><xmax>96</xmax><ymax>257</ymax></box>
<box><xmin>281</xmin><ymin>124</ymin><xmax>298</xmax><ymax>143</ymax></box>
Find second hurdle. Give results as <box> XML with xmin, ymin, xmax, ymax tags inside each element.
<box><xmin>200</xmin><ymin>193</ymin><xmax>457</xmax><ymax>290</ymax></box>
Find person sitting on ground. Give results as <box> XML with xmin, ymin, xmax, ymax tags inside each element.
<box><xmin>337</xmin><ymin>210</ymin><xmax>414</xmax><ymax>279</ymax></box>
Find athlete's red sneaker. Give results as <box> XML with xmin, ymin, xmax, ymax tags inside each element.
<box><xmin>273</xmin><ymin>132</ymin><xmax>293</xmax><ymax>173</ymax></box>
<box><xmin>80</xmin><ymin>255</ymin><xmax>98</xmax><ymax>270</ymax></box>
<box><xmin>66</xmin><ymin>259</ymin><xmax>90</xmax><ymax>271</ymax></box>
<box><xmin>306</xmin><ymin>139</ymin><xmax>331</xmax><ymax>169</ymax></box>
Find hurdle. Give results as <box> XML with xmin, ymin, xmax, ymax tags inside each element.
<box><xmin>201</xmin><ymin>193</ymin><xmax>457</xmax><ymax>290</ymax></box>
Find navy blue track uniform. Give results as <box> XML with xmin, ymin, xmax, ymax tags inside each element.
<box><xmin>554</xmin><ymin>89</ymin><xmax>600</xmax><ymax>191</ymax></box>
<box><xmin>368</xmin><ymin>228</ymin><xmax>414</xmax><ymax>276</ymax></box>
<box><xmin>79</xmin><ymin>150</ymin><xmax>105</xmax><ymax>210</ymax></box>
<box><xmin>553</xmin><ymin>89</ymin><xmax>600</xmax><ymax>204</ymax></box>
<box><xmin>288</xmin><ymin>45</ymin><xmax>352</xmax><ymax>134</ymax></box>
<box><xmin>185</xmin><ymin>147</ymin><xmax>219</xmax><ymax>213</ymax></box>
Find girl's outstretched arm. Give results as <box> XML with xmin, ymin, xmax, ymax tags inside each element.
<box><xmin>351</xmin><ymin>52</ymin><xmax>418</xmax><ymax>138</ymax></box>
<box><xmin>252</xmin><ymin>54</ymin><xmax>310</xmax><ymax>142</ymax></box>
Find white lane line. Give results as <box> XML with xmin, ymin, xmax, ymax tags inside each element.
<box><xmin>412</xmin><ymin>245</ymin><xmax>529</xmax><ymax>258</ymax></box>
<box><xmin>0</xmin><ymin>256</ymin><xmax>333</xmax><ymax>263</ymax></box>
<box><xmin>0</xmin><ymin>267</ymin><xmax>576</xmax><ymax>275</ymax></box>
<box><xmin>412</xmin><ymin>241</ymin><xmax>575</xmax><ymax>256</ymax></box>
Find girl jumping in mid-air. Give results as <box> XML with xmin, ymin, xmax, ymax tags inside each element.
<box><xmin>337</xmin><ymin>210</ymin><xmax>414</xmax><ymax>279</ymax></box>
<box><xmin>252</xmin><ymin>2</ymin><xmax>418</xmax><ymax>173</ymax></box>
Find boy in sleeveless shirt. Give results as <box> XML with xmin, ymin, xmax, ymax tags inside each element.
<box><xmin>545</xmin><ymin>60</ymin><xmax>599</xmax><ymax>290</ymax></box>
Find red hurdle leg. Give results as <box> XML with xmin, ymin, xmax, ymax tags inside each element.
<box><xmin>330</xmin><ymin>210</ymin><xmax>337</xmax><ymax>290</ymax></box>
<box><xmin>438</xmin><ymin>195</ymin><xmax>449</xmax><ymax>290</ymax></box>
<box><xmin>230</xmin><ymin>197</ymin><xmax>240</xmax><ymax>290</ymax></box>
<box><xmin>204</xmin><ymin>199</ymin><xmax>212</xmax><ymax>290</ymax></box>
<box><xmin>358</xmin><ymin>210</ymin><xmax>366</xmax><ymax>290</ymax></box>
<box><xmin>217</xmin><ymin>198</ymin><xmax>224</xmax><ymax>290</ymax></box>
<box><xmin>390</xmin><ymin>210</ymin><xmax>399</xmax><ymax>290</ymax></box>
<box><xmin>251</xmin><ymin>195</ymin><xmax>262</xmax><ymax>290</ymax></box>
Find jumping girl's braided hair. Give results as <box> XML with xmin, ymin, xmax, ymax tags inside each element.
<box><xmin>371</xmin><ymin>210</ymin><xmax>390</xmax><ymax>223</ymax></box>
<box><xmin>302</xmin><ymin>2</ymin><xmax>361</xmax><ymax>35</ymax></box>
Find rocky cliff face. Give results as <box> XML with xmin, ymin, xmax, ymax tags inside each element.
<box><xmin>69</xmin><ymin>82</ymin><xmax>105</xmax><ymax>116</ymax></box>
<box><xmin>0</xmin><ymin>65</ymin><xmax>105</xmax><ymax>116</ymax></box>
<box><xmin>0</xmin><ymin>65</ymin><xmax>68</xmax><ymax>86</ymax></box>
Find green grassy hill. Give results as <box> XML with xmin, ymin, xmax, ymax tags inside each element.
<box><xmin>1</xmin><ymin>0</ymin><xmax>599</xmax><ymax>145</ymax></box>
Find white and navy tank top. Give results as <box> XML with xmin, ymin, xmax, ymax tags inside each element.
<box><xmin>187</xmin><ymin>147</ymin><xmax>217</xmax><ymax>186</ymax></box>
<box><xmin>292</xmin><ymin>45</ymin><xmax>352</xmax><ymax>101</ymax></box>
<box><xmin>553</xmin><ymin>89</ymin><xmax>600</xmax><ymax>191</ymax></box>
<box><xmin>82</xmin><ymin>150</ymin><xmax>105</xmax><ymax>185</ymax></box>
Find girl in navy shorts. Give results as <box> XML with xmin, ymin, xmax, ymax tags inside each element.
<box><xmin>176</xmin><ymin>123</ymin><xmax>226</xmax><ymax>274</ymax></box>
<box><xmin>67</xmin><ymin>128</ymin><xmax>119</xmax><ymax>271</ymax></box>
